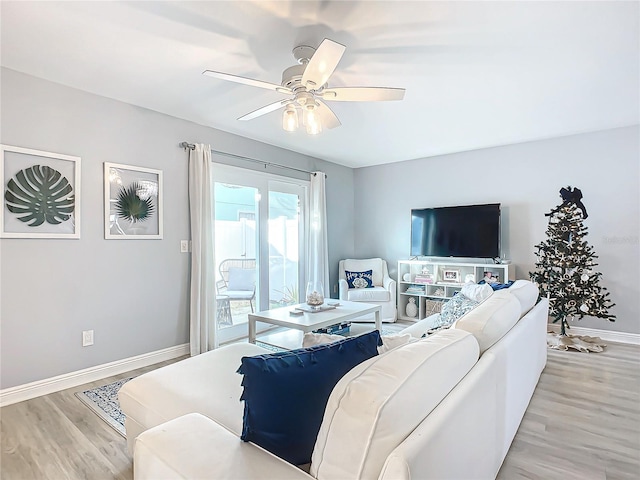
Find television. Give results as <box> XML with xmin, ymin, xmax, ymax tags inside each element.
<box><xmin>410</xmin><ymin>203</ymin><xmax>501</xmax><ymax>258</ymax></box>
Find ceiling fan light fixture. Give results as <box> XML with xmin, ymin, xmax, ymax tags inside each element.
<box><xmin>304</xmin><ymin>104</ymin><xmax>322</xmax><ymax>135</ymax></box>
<box><xmin>282</xmin><ymin>105</ymin><xmax>299</xmax><ymax>132</ymax></box>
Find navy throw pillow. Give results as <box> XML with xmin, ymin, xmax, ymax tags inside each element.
<box><xmin>237</xmin><ymin>330</ymin><xmax>382</xmax><ymax>465</ymax></box>
<box><xmin>479</xmin><ymin>279</ymin><xmax>515</xmax><ymax>290</ymax></box>
<box><xmin>345</xmin><ymin>269</ymin><xmax>374</xmax><ymax>289</ymax></box>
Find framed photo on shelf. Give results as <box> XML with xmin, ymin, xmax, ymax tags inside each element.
<box><xmin>1</xmin><ymin>144</ymin><xmax>81</xmax><ymax>239</ymax></box>
<box><xmin>104</xmin><ymin>162</ymin><xmax>163</xmax><ymax>239</ymax></box>
<box><xmin>441</xmin><ymin>268</ymin><xmax>461</xmax><ymax>283</ymax></box>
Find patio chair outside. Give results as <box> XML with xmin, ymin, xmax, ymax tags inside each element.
<box><xmin>217</xmin><ymin>258</ymin><xmax>256</xmax><ymax>313</ymax></box>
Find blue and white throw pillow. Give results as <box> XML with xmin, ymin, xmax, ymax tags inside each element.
<box><xmin>345</xmin><ymin>270</ymin><xmax>374</xmax><ymax>289</ymax></box>
<box><xmin>434</xmin><ymin>292</ymin><xmax>479</xmax><ymax>328</ymax></box>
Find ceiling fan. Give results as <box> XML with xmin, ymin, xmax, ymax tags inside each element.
<box><xmin>203</xmin><ymin>39</ymin><xmax>406</xmax><ymax>134</ymax></box>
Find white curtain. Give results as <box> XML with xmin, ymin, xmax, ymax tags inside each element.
<box><xmin>188</xmin><ymin>144</ymin><xmax>216</xmax><ymax>355</ymax></box>
<box><xmin>307</xmin><ymin>172</ymin><xmax>330</xmax><ymax>296</ymax></box>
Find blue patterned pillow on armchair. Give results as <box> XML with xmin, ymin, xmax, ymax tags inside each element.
<box><xmin>345</xmin><ymin>270</ymin><xmax>374</xmax><ymax>289</ymax></box>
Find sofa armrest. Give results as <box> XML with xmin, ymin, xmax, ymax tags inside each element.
<box><xmin>339</xmin><ymin>278</ymin><xmax>349</xmax><ymax>300</ymax></box>
<box><xmin>134</xmin><ymin>413</ymin><xmax>313</xmax><ymax>480</ymax></box>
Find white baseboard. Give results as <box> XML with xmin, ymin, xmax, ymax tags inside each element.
<box><xmin>0</xmin><ymin>343</ymin><xmax>189</xmax><ymax>407</ymax></box>
<box><xmin>547</xmin><ymin>324</ymin><xmax>640</xmax><ymax>345</ymax></box>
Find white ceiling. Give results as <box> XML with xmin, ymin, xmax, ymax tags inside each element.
<box><xmin>1</xmin><ymin>1</ymin><xmax>638</xmax><ymax>168</ymax></box>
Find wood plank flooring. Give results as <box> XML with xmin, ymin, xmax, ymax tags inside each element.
<box><xmin>2</xmin><ymin>342</ymin><xmax>638</xmax><ymax>479</ymax></box>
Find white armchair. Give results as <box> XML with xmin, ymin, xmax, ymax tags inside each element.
<box><xmin>338</xmin><ymin>258</ymin><xmax>397</xmax><ymax>323</ymax></box>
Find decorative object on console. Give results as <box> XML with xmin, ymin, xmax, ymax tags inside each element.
<box><xmin>483</xmin><ymin>271</ymin><xmax>499</xmax><ymax>283</ymax></box>
<box><xmin>237</xmin><ymin>330</ymin><xmax>382</xmax><ymax>465</ymax></box>
<box><xmin>405</xmin><ymin>297</ymin><xmax>418</xmax><ymax>318</ymax></box>
<box><xmin>530</xmin><ymin>185</ymin><xmax>613</xmax><ymax>351</ymax></box>
<box><xmin>403</xmin><ymin>273</ymin><xmax>411</xmax><ymax>282</ymax></box>
<box><xmin>464</xmin><ymin>273</ymin><xmax>476</xmax><ymax>283</ymax></box>
<box><xmin>345</xmin><ymin>270</ymin><xmax>374</xmax><ymax>289</ymax></box>
<box><xmin>442</xmin><ymin>269</ymin><xmax>461</xmax><ymax>283</ymax></box>
<box><xmin>1</xmin><ymin>144</ymin><xmax>81</xmax><ymax>239</ymax></box>
<box><xmin>104</xmin><ymin>162</ymin><xmax>162</xmax><ymax>239</ymax></box>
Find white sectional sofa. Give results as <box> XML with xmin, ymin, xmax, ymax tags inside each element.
<box><xmin>119</xmin><ymin>280</ymin><xmax>548</xmax><ymax>480</ymax></box>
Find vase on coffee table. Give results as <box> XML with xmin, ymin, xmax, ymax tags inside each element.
<box><xmin>306</xmin><ymin>280</ymin><xmax>325</xmax><ymax>310</ymax></box>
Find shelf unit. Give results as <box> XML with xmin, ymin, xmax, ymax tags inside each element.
<box><xmin>397</xmin><ymin>259</ymin><xmax>515</xmax><ymax>322</ymax></box>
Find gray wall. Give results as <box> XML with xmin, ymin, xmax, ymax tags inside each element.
<box><xmin>0</xmin><ymin>68</ymin><xmax>354</xmax><ymax>389</ymax></box>
<box><xmin>354</xmin><ymin>126</ymin><xmax>639</xmax><ymax>335</ymax></box>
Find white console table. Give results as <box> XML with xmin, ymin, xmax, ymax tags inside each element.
<box><xmin>397</xmin><ymin>260</ymin><xmax>515</xmax><ymax>322</ymax></box>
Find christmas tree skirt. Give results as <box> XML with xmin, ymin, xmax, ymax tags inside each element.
<box><xmin>547</xmin><ymin>332</ymin><xmax>606</xmax><ymax>353</ymax></box>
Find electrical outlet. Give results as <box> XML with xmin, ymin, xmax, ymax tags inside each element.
<box><xmin>180</xmin><ymin>240</ymin><xmax>190</xmax><ymax>253</ymax></box>
<box><xmin>82</xmin><ymin>330</ymin><xmax>94</xmax><ymax>347</ymax></box>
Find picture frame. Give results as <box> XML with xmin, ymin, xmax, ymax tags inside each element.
<box><xmin>441</xmin><ymin>268</ymin><xmax>461</xmax><ymax>283</ymax></box>
<box><xmin>104</xmin><ymin>162</ymin><xmax>163</xmax><ymax>239</ymax></box>
<box><xmin>483</xmin><ymin>271</ymin><xmax>499</xmax><ymax>283</ymax></box>
<box><xmin>1</xmin><ymin>144</ymin><xmax>81</xmax><ymax>239</ymax></box>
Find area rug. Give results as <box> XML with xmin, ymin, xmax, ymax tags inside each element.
<box><xmin>547</xmin><ymin>332</ymin><xmax>606</xmax><ymax>353</ymax></box>
<box><xmin>75</xmin><ymin>377</ymin><xmax>133</xmax><ymax>437</ymax></box>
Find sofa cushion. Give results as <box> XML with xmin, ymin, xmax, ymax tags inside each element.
<box><xmin>453</xmin><ymin>290</ymin><xmax>521</xmax><ymax>354</ymax></box>
<box><xmin>302</xmin><ymin>332</ymin><xmax>416</xmax><ymax>355</ymax></box>
<box><xmin>460</xmin><ymin>282</ymin><xmax>494</xmax><ymax>303</ymax></box>
<box><xmin>134</xmin><ymin>413</ymin><xmax>310</xmax><ymax>480</ymax></box>
<box><xmin>118</xmin><ymin>342</ymin><xmax>269</xmax><ymax>452</ymax></box>
<box><xmin>509</xmin><ymin>280</ymin><xmax>539</xmax><ymax>316</ymax></box>
<box><xmin>347</xmin><ymin>286</ymin><xmax>390</xmax><ymax>302</ymax></box>
<box><xmin>345</xmin><ymin>269</ymin><xmax>374</xmax><ymax>289</ymax></box>
<box><xmin>341</xmin><ymin>258</ymin><xmax>384</xmax><ymax>286</ymax></box>
<box><xmin>398</xmin><ymin>313</ymin><xmax>441</xmax><ymax>338</ymax></box>
<box><xmin>238</xmin><ymin>331</ymin><xmax>382</xmax><ymax>466</ymax></box>
<box><xmin>310</xmin><ymin>329</ymin><xmax>479</xmax><ymax>480</ymax></box>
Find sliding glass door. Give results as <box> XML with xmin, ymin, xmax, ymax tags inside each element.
<box><xmin>213</xmin><ymin>165</ymin><xmax>307</xmax><ymax>343</ymax></box>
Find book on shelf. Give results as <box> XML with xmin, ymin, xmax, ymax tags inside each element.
<box><xmin>405</xmin><ymin>286</ymin><xmax>426</xmax><ymax>295</ymax></box>
<box><xmin>413</xmin><ymin>274</ymin><xmax>434</xmax><ymax>284</ymax></box>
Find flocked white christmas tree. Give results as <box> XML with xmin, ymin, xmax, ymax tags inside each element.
<box><xmin>530</xmin><ymin>187</ymin><xmax>615</xmax><ymax>336</ymax></box>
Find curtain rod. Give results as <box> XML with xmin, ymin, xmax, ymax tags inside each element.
<box><xmin>179</xmin><ymin>142</ymin><xmax>322</xmax><ymax>176</ymax></box>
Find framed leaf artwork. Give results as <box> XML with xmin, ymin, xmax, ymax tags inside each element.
<box><xmin>1</xmin><ymin>145</ymin><xmax>81</xmax><ymax>239</ymax></box>
<box><xmin>104</xmin><ymin>162</ymin><xmax>163</xmax><ymax>239</ymax></box>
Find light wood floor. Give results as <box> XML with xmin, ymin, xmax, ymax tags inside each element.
<box><xmin>2</xmin><ymin>342</ymin><xmax>639</xmax><ymax>479</ymax></box>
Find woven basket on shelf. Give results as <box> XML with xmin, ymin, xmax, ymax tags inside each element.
<box><xmin>425</xmin><ymin>299</ymin><xmax>444</xmax><ymax>315</ymax></box>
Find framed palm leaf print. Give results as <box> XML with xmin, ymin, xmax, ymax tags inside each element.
<box><xmin>104</xmin><ymin>162</ymin><xmax>163</xmax><ymax>239</ymax></box>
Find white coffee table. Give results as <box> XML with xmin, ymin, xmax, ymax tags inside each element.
<box><xmin>248</xmin><ymin>300</ymin><xmax>381</xmax><ymax>344</ymax></box>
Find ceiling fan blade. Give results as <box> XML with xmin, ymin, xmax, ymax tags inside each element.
<box><xmin>301</xmin><ymin>39</ymin><xmax>346</xmax><ymax>89</ymax></box>
<box><xmin>316</xmin><ymin>100</ymin><xmax>341</xmax><ymax>130</ymax></box>
<box><xmin>238</xmin><ymin>100</ymin><xmax>291</xmax><ymax>121</ymax></box>
<box><xmin>320</xmin><ymin>87</ymin><xmax>405</xmax><ymax>102</ymax></box>
<box><xmin>203</xmin><ymin>70</ymin><xmax>292</xmax><ymax>94</ymax></box>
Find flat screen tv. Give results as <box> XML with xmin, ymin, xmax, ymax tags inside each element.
<box><xmin>411</xmin><ymin>203</ymin><xmax>501</xmax><ymax>258</ymax></box>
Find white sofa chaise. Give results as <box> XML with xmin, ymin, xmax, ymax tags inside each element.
<box><xmin>120</xmin><ymin>280</ymin><xmax>547</xmax><ymax>480</ymax></box>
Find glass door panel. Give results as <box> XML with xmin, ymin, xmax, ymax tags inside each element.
<box><xmin>268</xmin><ymin>185</ymin><xmax>304</xmax><ymax>308</ymax></box>
<box><xmin>214</xmin><ymin>182</ymin><xmax>258</xmax><ymax>342</ymax></box>
<box><xmin>212</xmin><ymin>166</ymin><xmax>308</xmax><ymax>344</ymax></box>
